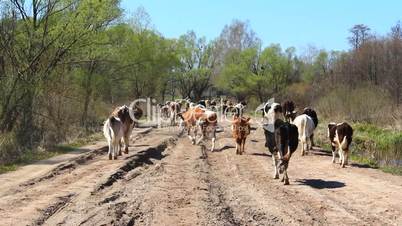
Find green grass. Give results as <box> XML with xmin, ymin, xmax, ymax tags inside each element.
<box><xmin>381</xmin><ymin>166</ymin><xmax>402</xmax><ymax>175</ymax></box>
<box><xmin>354</xmin><ymin>123</ymin><xmax>402</xmax><ymax>153</ymax></box>
<box><xmin>66</xmin><ymin>132</ymin><xmax>103</xmax><ymax>148</ymax></box>
<box><xmin>0</xmin><ymin>132</ymin><xmax>103</xmax><ymax>175</ymax></box>
<box><xmin>0</xmin><ymin>165</ymin><xmax>18</xmax><ymax>174</ymax></box>
<box><xmin>0</xmin><ymin>148</ymin><xmax>71</xmax><ymax>174</ymax></box>
<box><xmin>349</xmin><ymin>154</ymin><xmax>378</xmax><ymax>169</ymax></box>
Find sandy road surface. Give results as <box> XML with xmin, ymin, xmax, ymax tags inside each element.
<box><xmin>0</xmin><ymin>122</ymin><xmax>401</xmax><ymax>226</ymax></box>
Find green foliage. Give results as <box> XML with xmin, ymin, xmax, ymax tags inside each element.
<box><xmin>217</xmin><ymin>44</ymin><xmax>293</xmax><ymax>102</ymax></box>
<box><xmin>353</xmin><ymin>123</ymin><xmax>402</xmax><ymax>165</ymax></box>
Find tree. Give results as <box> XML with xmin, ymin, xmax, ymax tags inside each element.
<box><xmin>0</xmin><ymin>0</ymin><xmax>121</xmax><ymax>146</ymax></box>
<box><xmin>218</xmin><ymin>44</ymin><xmax>292</xmax><ymax>102</ymax></box>
<box><xmin>348</xmin><ymin>24</ymin><xmax>371</xmax><ymax>49</ymax></box>
<box><xmin>176</xmin><ymin>31</ymin><xmax>217</xmax><ymax>100</ymax></box>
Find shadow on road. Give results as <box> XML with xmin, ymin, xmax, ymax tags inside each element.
<box><xmin>216</xmin><ymin>144</ymin><xmax>235</xmax><ymax>152</ymax></box>
<box><xmin>296</xmin><ymin>179</ymin><xmax>346</xmax><ymax>189</ymax></box>
<box><xmin>250</xmin><ymin>152</ymin><xmax>272</xmax><ymax>157</ymax></box>
<box><xmin>349</xmin><ymin>162</ymin><xmax>378</xmax><ymax>169</ymax></box>
<box><xmin>309</xmin><ymin>147</ymin><xmax>332</xmax><ymax>157</ymax></box>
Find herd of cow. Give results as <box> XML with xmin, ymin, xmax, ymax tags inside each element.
<box><xmin>103</xmin><ymin>98</ymin><xmax>354</xmax><ymax>185</ymax></box>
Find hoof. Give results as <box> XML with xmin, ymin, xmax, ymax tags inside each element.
<box><xmin>124</xmin><ymin>150</ymin><xmax>128</xmax><ymax>154</ymax></box>
<box><xmin>273</xmin><ymin>175</ymin><xmax>279</xmax><ymax>179</ymax></box>
<box><xmin>284</xmin><ymin>179</ymin><xmax>290</xmax><ymax>185</ymax></box>
<box><xmin>108</xmin><ymin>154</ymin><xmax>112</xmax><ymax>160</ymax></box>
<box><xmin>118</xmin><ymin>152</ymin><xmax>122</xmax><ymax>156</ymax></box>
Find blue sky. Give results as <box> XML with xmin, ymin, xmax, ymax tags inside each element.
<box><xmin>121</xmin><ymin>0</ymin><xmax>402</xmax><ymax>51</ymax></box>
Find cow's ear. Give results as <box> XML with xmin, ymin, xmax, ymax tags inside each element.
<box><xmin>246</xmin><ymin>117</ymin><xmax>251</xmax><ymax>122</ymax></box>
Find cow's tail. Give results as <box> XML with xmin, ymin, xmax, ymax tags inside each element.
<box><xmin>103</xmin><ymin>117</ymin><xmax>116</xmax><ymax>142</ymax></box>
<box><xmin>340</xmin><ymin>135</ymin><xmax>349</xmax><ymax>150</ymax></box>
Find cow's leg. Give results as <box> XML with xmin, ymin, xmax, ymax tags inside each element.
<box><xmin>345</xmin><ymin>149</ymin><xmax>349</xmax><ymax>165</ymax></box>
<box><xmin>300</xmin><ymin>140</ymin><xmax>305</xmax><ymax>156</ymax></box>
<box><xmin>210</xmin><ymin>129</ymin><xmax>216</xmax><ymax>152</ymax></box>
<box><xmin>341</xmin><ymin>149</ymin><xmax>347</xmax><ymax>168</ymax></box>
<box><xmin>241</xmin><ymin>138</ymin><xmax>245</xmax><ymax>155</ymax></box>
<box><xmin>272</xmin><ymin>154</ymin><xmax>279</xmax><ymax>179</ymax></box>
<box><xmin>310</xmin><ymin>133</ymin><xmax>315</xmax><ymax>148</ymax></box>
<box><xmin>108</xmin><ymin>142</ymin><xmax>112</xmax><ymax>160</ymax></box>
<box><xmin>123</xmin><ymin>135</ymin><xmax>130</xmax><ymax>154</ymax></box>
<box><xmin>331</xmin><ymin>145</ymin><xmax>336</xmax><ymax>163</ymax></box>
<box><xmin>111</xmin><ymin>141</ymin><xmax>116</xmax><ymax>160</ymax></box>
<box><xmin>196</xmin><ymin>126</ymin><xmax>205</xmax><ymax>145</ymax></box>
<box><xmin>188</xmin><ymin>127</ymin><xmax>196</xmax><ymax>144</ymax></box>
<box><xmin>283</xmin><ymin>166</ymin><xmax>290</xmax><ymax>185</ymax></box>
<box><xmin>339</xmin><ymin>148</ymin><xmax>344</xmax><ymax>167</ymax></box>
<box><xmin>332</xmin><ymin>150</ymin><xmax>336</xmax><ymax>163</ymax></box>
<box><xmin>235</xmin><ymin>142</ymin><xmax>239</xmax><ymax>154</ymax></box>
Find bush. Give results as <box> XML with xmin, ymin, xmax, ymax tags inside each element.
<box><xmin>316</xmin><ymin>84</ymin><xmax>394</xmax><ymax>125</ymax></box>
<box><xmin>0</xmin><ymin>132</ymin><xmax>21</xmax><ymax>165</ymax></box>
<box><xmin>353</xmin><ymin>123</ymin><xmax>402</xmax><ymax>167</ymax></box>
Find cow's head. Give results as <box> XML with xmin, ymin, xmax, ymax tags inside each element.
<box><xmin>116</xmin><ymin>105</ymin><xmax>130</xmax><ymax>121</ymax></box>
<box><xmin>278</xmin><ymin>159</ymin><xmax>288</xmax><ymax>174</ymax></box>
<box><xmin>264</xmin><ymin>103</ymin><xmax>283</xmax><ymax>121</ymax></box>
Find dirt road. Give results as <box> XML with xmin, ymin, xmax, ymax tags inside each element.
<box><xmin>0</xmin><ymin>122</ymin><xmax>401</xmax><ymax>226</ymax></box>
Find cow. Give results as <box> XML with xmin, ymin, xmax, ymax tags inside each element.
<box><xmin>178</xmin><ymin>106</ymin><xmax>217</xmax><ymax>152</ymax></box>
<box><xmin>274</xmin><ymin>120</ymin><xmax>299</xmax><ymax>185</ymax></box>
<box><xmin>303</xmin><ymin>107</ymin><xmax>318</xmax><ymax>147</ymax></box>
<box><xmin>231</xmin><ymin>116</ymin><xmax>251</xmax><ymax>155</ymax></box>
<box><xmin>103</xmin><ymin>110</ymin><xmax>124</xmax><ymax>160</ymax></box>
<box><xmin>292</xmin><ymin>114</ymin><xmax>315</xmax><ymax>156</ymax></box>
<box><xmin>233</xmin><ymin>101</ymin><xmax>246</xmax><ymax>117</ymax></box>
<box><xmin>262</xmin><ymin>102</ymin><xmax>299</xmax><ymax>185</ymax></box>
<box><xmin>110</xmin><ymin>105</ymin><xmax>143</xmax><ymax>155</ymax></box>
<box><xmin>169</xmin><ymin>101</ymin><xmax>181</xmax><ymax>126</ymax></box>
<box><xmin>282</xmin><ymin>100</ymin><xmax>297</xmax><ymax>122</ymax></box>
<box><xmin>223</xmin><ymin>100</ymin><xmax>234</xmax><ymax>116</ymax></box>
<box><xmin>328</xmin><ymin>122</ymin><xmax>353</xmax><ymax>167</ymax></box>
<box><xmin>159</xmin><ymin>104</ymin><xmax>170</xmax><ymax>119</ymax></box>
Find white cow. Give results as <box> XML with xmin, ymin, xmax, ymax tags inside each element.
<box><xmin>103</xmin><ymin>116</ymin><xmax>124</xmax><ymax>160</ymax></box>
<box><xmin>292</xmin><ymin>114</ymin><xmax>315</xmax><ymax>156</ymax></box>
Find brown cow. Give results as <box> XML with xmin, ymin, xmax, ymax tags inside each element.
<box><xmin>178</xmin><ymin>106</ymin><xmax>217</xmax><ymax>151</ymax></box>
<box><xmin>231</xmin><ymin>116</ymin><xmax>251</xmax><ymax>155</ymax></box>
<box><xmin>110</xmin><ymin>105</ymin><xmax>143</xmax><ymax>155</ymax></box>
<box><xmin>328</xmin><ymin>122</ymin><xmax>353</xmax><ymax>167</ymax></box>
